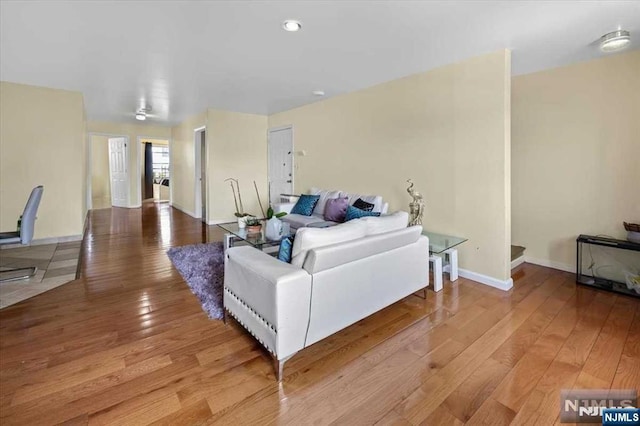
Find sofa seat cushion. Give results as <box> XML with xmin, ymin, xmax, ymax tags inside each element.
<box><xmin>282</xmin><ymin>213</ymin><xmax>325</xmax><ymax>229</ymax></box>
<box><xmin>291</xmin><ymin>220</ymin><xmax>367</xmax><ymax>268</ymax></box>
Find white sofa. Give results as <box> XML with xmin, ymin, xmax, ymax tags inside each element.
<box><xmin>275</xmin><ymin>187</ymin><xmax>390</xmax><ymax>230</ymax></box>
<box><xmin>223</xmin><ymin>211</ymin><xmax>429</xmax><ymax>380</ymax></box>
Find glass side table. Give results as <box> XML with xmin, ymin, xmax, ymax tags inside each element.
<box><xmin>421</xmin><ymin>230</ymin><xmax>468</xmax><ymax>292</ymax></box>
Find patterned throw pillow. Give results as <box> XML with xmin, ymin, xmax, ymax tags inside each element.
<box><xmin>278</xmin><ymin>236</ymin><xmax>295</xmax><ymax>263</ymax></box>
<box><xmin>353</xmin><ymin>198</ymin><xmax>375</xmax><ymax>212</ymax></box>
<box><xmin>290</xmin><ymin>194</ymin><xmax>320</xmax><ymax>216</ymax></box>
<box><xmin>344</xmin><ymin>205</ymin><xmax>381</xmax><ymax>222</ymax></box>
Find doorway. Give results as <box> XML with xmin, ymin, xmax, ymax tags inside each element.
<box><xmin>137</xmin><ymin>137</ymin><xmax>170</xmax><ymax>205</ymax></box>
<box><xmin>89</xmin><ymin>134</ymin><xmax>130</xmax><ymax>209</ymax></box>
<box><xmin>194</xmin><ymin>127</ymin><xmax>207</xmax><ymax>222</ymax></box>
<box><xmin>268</xmin><ymin>126</ymin><xmax>294</xmax><ymax>205</ymax></box>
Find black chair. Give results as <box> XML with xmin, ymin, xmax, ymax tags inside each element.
<box><xmin>0</xmin><ymin>186</ymin><xmax>44</xmax><ymax>282</ymax></box>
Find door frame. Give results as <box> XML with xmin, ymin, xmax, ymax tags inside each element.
<box><xmin>86</xmin><ymin>132</ymin><xmax>130</xmax><ymax>210</ymax></box>
<box><xmin>267</xmin><ymin>125</ymin><xmax>295</xmax><ymax>204</ymax></box>
<box><xmin>193</xmin><ymin>126</ymin><xmax>207</xmax><ymax>221</ymax></box>
<box><xmin>136</xmin><ymin>135</ymin><xmax>172</xmax><ymax>206</ymax></box>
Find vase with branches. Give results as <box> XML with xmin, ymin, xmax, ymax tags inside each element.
<box><xmin>225</xmin><ymin>178</ymin><xmax>251</xmax><ymax>228</ymax></box>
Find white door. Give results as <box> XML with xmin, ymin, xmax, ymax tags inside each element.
<box><xmin>268</xmin><ymin>127</ymin><xmax>293</xmax><ymax>205</ymax></box>
<box><xmin>108</xmin><ymin>137</ymin><xmax>129</xmax><ymax>207</ymax></box>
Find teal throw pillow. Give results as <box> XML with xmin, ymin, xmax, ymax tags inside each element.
<box><xmin>345</xmin><ymin>205</ymin><xmax>381</xmax><ymax>221</ymax></box>
<box><xmin>278</xmin><ymin>236</ymin><xmax>295</xmax><ymax>263</ymax></box>
<box><xmin>291</xmin><ymin>194</ymin><xmax>320</xmax><ymax>216</ymax></box>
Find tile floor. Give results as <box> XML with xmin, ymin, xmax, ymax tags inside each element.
<box><xmin>0</xmin><ymin>241</ymin><xmax>81</xmax><ymax>309</ymax></box>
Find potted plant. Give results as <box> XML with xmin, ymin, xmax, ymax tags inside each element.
<box><xmin>245</xmin><ymin>217</ymin><xmax>262</xmax><ymax>233</ymax></box>
<box><xmin>225</xmin><ymin>177</ymin><xmax>249</xmax><ymax>228</ymax></box>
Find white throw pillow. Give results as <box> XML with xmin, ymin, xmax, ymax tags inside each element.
<box><xmin>360</xmin><ymin>211</ymin><xmax>410</xmax><ymax>236</ymax></box>
<box><xmin>290</xmin><ymin>220</ymin><xmax>367</xmax><ymax>267</ymax></box>
<box><xmin>309</xmin><ymin>188</ymin><xmax>342</xmax><ymax>216</ymax></box>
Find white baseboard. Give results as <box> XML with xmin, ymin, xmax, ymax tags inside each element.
<box><xmin>524</xmin><ymin>256</ymin><xmax>575</xmax><ymax>273</ymax></box>
<box><xmin>458</xmin><ymin>268</ymin><xmax>514</xmax><ymax>291</ymax></box>
<box><xmin>170</xmin><ymin>203</ymin><xmax>197</xmax><ymax>219</ymax></box>
<box><xmin>511</xmin><ymin>256</ymin><xmax>525</xmax><ymax>269</ymax></box>
<box><xmin>0</xmin><ymin>234</ymin><xmax>83</xmax><ymax>250</ymax></box>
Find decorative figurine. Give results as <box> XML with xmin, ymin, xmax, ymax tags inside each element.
<box><xmin>406</xmin><ymin>179</ymin><xmax>425</xmax><ymax>226</ymax></box>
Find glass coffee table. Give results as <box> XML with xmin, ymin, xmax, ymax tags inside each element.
<box><xmin>217</xmin><ymin>221</ymin><xmax>290</xmax><ymax>252</ymax></box>
<box><xmin>421</xmin><ymin>230</ymin><xmax>468</xmax><ymax>292</ymax></box>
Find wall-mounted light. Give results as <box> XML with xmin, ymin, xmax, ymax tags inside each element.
<box><xmin>600</xmin><ymin>30</ymin><xmax>631</xmax><ymax>52</ymax></box>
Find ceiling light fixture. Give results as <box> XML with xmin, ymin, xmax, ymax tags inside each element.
<box><xmin>600</xmin><ymin>30</ymin><xmax>631</xmax><ymax>52</ymax></box>
<box><xmin>312</xmin><ymin>90</ymin><xmax>325</xmax><ymax>96</ymax></box>
<box><xmin>135</xmin><ymin>105</ymin><xmax>152</xmax><ymax>121</ymax></box>
<box><xmin>282</xmin><ymin>20</ymin><xmax>302</xmax><ymax>32</ymax></box>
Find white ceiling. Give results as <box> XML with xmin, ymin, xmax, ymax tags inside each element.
<box><xmin>1</xmin><ymin>1</ymin><xmax>638</xmax><ymax>125</ymax></box>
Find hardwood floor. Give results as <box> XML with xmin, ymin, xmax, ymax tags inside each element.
<box><xmin>0</xmin><ymin>203</ymin><xmax>638</xmax><ymax>425</ymax></box>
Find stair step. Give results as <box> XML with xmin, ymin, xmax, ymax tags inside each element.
<box><xmin>511</xmin><ymin>245</ymin><xmax>526</xmax><ymax>261</ymax></box>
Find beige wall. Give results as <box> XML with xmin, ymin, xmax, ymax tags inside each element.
<box><xmin>0</xmin><ymin>81</ymin><xmax>86</xmax><ymax>239</ymax></box>
<box><xmin>170</xmin><ymin>109</ymin><xmax>268</xmax><ymax>221</ymax></box>
<box><xmin>170</xmin><ymin>112</ymin><xmax>206</xmax><ymax>215</ymax></box>
<box><xmin>269</xmin><ymin>50</ymin><xmax>512</xmax><ymax>282</ymax></box>
<box><xmin>512</xmin><ymin>50</ymin><xmax>640</xmax><ymax>271</ymax></box>
<box><xmin>87</xmin><ymin>121</ymin><xmax>171</xmax><ymax>207</ymax></box>
<box><xmin>91</xmin><ymin>136</ymin><xmax>111</xmax><ymax>208</ymax></box>
<box><xmin>207</xmin><ymin>109</ymin><xmax>268</xmax><ymax>222</ymax></box>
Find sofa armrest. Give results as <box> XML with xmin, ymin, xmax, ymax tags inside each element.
<box><xmin>273</xmin><ymin>202</ymin><xmax>296</xmax><ymax>214</ymax></box>
<box><xmin>224</xmin><ymin>246</ymin><xmax>312</xmax><ymax>359</ymax></box>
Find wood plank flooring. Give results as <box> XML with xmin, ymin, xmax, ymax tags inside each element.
<box><xmin>0</xmin><ymin>203</ymin><xmax>638</xmax><ymax>425</ymax></box>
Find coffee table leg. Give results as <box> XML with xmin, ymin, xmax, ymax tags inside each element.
<box><xmin>444</xmin><ymin>248</ymin><xmax>458</xmax><ymax>281</ymax></box>
<box><xmin>429</xmin><ymin>255</ymin><xmax>443</xmax><ymax>292</ymax></box>
<box><xmin>224</xmin><ymin>233</ymin><xmax>234</xmax><ymax>252</ymax></box>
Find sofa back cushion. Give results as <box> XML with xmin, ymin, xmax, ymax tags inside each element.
<box><xmin>303</xmin><ymin>225</ymin><xmax>423</xmax><ymax>274</ymax></box>
<box><xmin>361</xmin><ymin>211</ymin><xmax>409</xmax><ymax>236</ymax></box>
<box><xmin>346</xmin><ymin>193</ymin><xmax>384</xmax><ymax>213</ymax></box>
<box><xmin>291</xmin><ymin>220</ymin><xmax>367</xmax><ymax>268</ymax></box>
<box><xmin>309</xmin><ymin>188</ymin><xmax>342</xmax><ymax>216</ymax></box>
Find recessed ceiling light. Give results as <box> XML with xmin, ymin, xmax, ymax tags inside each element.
<box><xmin>283</xmin><ymin>20</ymin><xmax>302</xmax><ymax>32</ymax></box>
<box><xmin>312</xmin><ymin>90</ymin><xmax>325</xmax><ymax>97</ymax></box>
<box><xmin>600</xmin><ymin>30</ymin><xmax>631</xmax><ymax>52</ymax></box>
<box><xmin>135</xmin><ymin>112</ymin><xmax>146</xmax><ymax>121</ymax></box>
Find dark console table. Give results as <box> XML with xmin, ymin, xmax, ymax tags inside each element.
<box><xmin>576</xmin><ymin>234</ymin><xmax>640</xmax><ymax>298</ymax></box>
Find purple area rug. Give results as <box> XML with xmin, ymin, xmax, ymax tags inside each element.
<box><xmin>167</xmin><ymin>242</ymin><xmax>224</xmax><ymax>320</ymax></box>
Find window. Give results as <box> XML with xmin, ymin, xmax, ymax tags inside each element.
<box><xmin>152</xmin><ymin>146</ymin><xmax>169</xmax><ymax>180</ymax></box>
